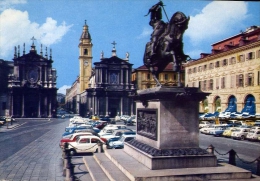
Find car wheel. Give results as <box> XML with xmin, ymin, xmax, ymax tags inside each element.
<box><xmin>69</xmin><ymin>149</ymin><xmax>76</xmax><ymax>156</ymax></box>
<box><xmin>241</xmin><ymin>135</ymin><xmax>245</xmax><ymax>140</ymax></box>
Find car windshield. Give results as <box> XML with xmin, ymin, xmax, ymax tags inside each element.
<box><xmin>119</xmin><ymin>136</ymin><xmax>125</xmax><ymax>142</ymax></box>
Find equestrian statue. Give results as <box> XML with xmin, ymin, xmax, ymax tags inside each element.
<box><xmin>143</xmin><ymin>1</ymin><xmax>190</xmax><ymax>87</ymax></box>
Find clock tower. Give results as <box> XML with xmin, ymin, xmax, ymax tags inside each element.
<box><xmin>79</xmin><ymin>20</ymin><xmax>93</xmax><ymax>93</ymax></box>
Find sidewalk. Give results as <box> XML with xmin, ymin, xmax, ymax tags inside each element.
<box><xmin>0</xmin><ymin>119</ymin><xmax>92</xmax><ymax>181</ymax></box>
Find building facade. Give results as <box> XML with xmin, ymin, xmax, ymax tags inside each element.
<box><xmin>80</xmin><ymin>47</ymin><xmax>136</xmax><ymax>117</ymax></box>
<box><xmin>65</xmin><ymin>77</ymin><xmax>80</xmax><ymax>114</ymax></box>
<box><xmin>0</xmin><ymin>60</ymin><xmax>13</xmax><ymax>116</ymax></box>
<box><xmin>6</xmin><ymin>42</ymin><xmax>58</xmax><ymax>118</ymax></box>
<box><xmin>185</xmin><ymin>26</ymin><xmax>260</xmax><ymax>115</ymax></box>
<box><xmin>132</xmin><ymin>62</ymin><xmax>185</xmax><ymax>90</ymax></box>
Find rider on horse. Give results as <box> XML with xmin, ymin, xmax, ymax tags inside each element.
<box><xmin>145</xmin><ymin>1</ymin><xmax>166</xmax><ymax>57</ymax></box>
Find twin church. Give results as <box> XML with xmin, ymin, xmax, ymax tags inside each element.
<box><xmin>66</xmin><ymin>21</ymin><xmax>136</xmax><ymax>118</ymax></box>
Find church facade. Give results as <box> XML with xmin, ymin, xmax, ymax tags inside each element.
<box><xmin>80</xmin><ymin>46</ymin><xmax>136</xmax><ymax>117</ymax></box>
<box><xmin>66</xmin><ymin>22</ymin><xmax>136</xmax><ymax>118</ymax></box>
<box><xmin>7</xmin><ymin>42</ymin><xmax>58</xmax><ymax>118</ymax></box>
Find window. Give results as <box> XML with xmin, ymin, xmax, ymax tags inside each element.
<box><xmin>193</xmin><ymin>67</ymin><xmax>197</xmax><ymax>73</ymax></box>
<box><xmin>215</xmin><ymin>61</ymin><xmax>220</xmax><ymax>68</ymax></box>
<box><xmin>216</xmin><ymin>78</ymin><xmax>219</xmax><ymax>89</ymax></box>
<box><xmin>84</xmin><ymin>49</ymin><xmax>88</xmax><ymax>55</ymax></box>
<box><xmin>237</xmin><ymin>74</ymin><xmax>244</xmax><ymax>87</ymax></box>
<box><xmin>229</xmin><ymin>57</ymin><xmax>236</xmax><ymax>65</ymax></box>
<box><xmin>91</xmin><ymin>138</ymin><xmax>99</xmax><ymax>143</ymax></box>
<box><xmin>222</xmin><ymin>59</ymin><xmax>228</xmax><ymax>66</ymax></box>
<box><xmin>173</xmin><ymin>74</ymin><xmax>177</xmax><ymax>80</ymax></box>
<box><xmin>79</xmin><ymin>138</ymin><xmax>90</xmax><ymax>143</ymax></box>
<box><xmin>257</xmin><ymin>50</ymin><xmax>260</xmax><ymax>58</ymax></box>
<box><xmin>247</xmin><ymin>52</ymin><xmax>255</xmax><ymax>60</ymax></box>
<box><xmin>258</xmin><ymin>71</ymin><xmax>260</xmax><ymax>85</ymax></box>
<box><xmin>204</xmin><ymin>64</ymin><xmax>207</xmax><ymax>71</ymax></box>
<box><xmin>245</xmin><ymin>73</ymin><xmax>254</xmax><ymax>86</ymax></box>
<box><xmin>188</xmin><ymin>69</ymin><xmax>192</xmax><ymax>74</ymax></box>
<box><xmin>203</xmin><ymin>80</ymin><xmax>207</xmax><ymax>91</ymax></box>
<box><xmin>209</xmin><ymin>63</ymin><xmax>214</xmax><ymax>69</ymax></box>
<box><xmin>221</xmin><ymin>77</ymin><xmax>225</xmax><ymax>89</ymax></box>
<box><xmin>198</xmin><ymin>66</ymin><xmax>202</xmax><ymax>72</ymax></box>
<box><xmin>238</xmin><ymin>54</ymin><xmax>245</xmax><ymax>62</ymax></box>
<box><xmin>164</xmin><ymin>74</ymin><xmax>168</xmax><ymax>81</ymax></box>
<box><xmin>209</xmin><ymin>79</ymin><xmax>213</xmax><ymax>90</ymax></box>
<box><xmin>147</xmin><ymin>73</ymin><xmax>150</xmax><ymax>80</ymax></box>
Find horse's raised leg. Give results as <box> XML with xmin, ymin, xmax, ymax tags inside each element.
<box><xmin>150</xmin><ymin>67</ymin><xmax>161</xmax><ymax>87</ymax></box>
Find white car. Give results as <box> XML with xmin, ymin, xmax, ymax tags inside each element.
<box><xmin>69</xmin><ymin>116</ymin><xmax>86</xmax><ymax>123</ymax></box>
<box><xmin>98</xmin><ymin>127</ymin><xmax>120</xmax><ymax>136</ymax></box>
<box><xmin>68</xmin><ymin>135</ymin><xmax>104</xmax><ymax>155</ymax></box>
<box><xmin>108</xmin><ymin>135</ymin><xmax>136</xmax><ymax>149</ymax></box>
<box><xmin>231</xmin><ymin>128</ymin><xmax>250</xmax><ymax>140</ymax></box>
<box><xmin>199</xmin><ymin>121</ymin><xmax>211</xmax><ymax>129</ymax></box>
<box><xmin>200</xmin><ymin>125</ymin><xmax>224</xmax><ymax>134</ymax></box>
<box><xmin>246</xmin><ymin>130</ymin><xmax>260</xmax><ymax>141</ymax></box>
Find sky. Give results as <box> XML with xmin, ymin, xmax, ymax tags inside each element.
<box><xmin>0</xmin><ymin>0</ymin><xmax>259</xmax><ymax>94</ymax></box>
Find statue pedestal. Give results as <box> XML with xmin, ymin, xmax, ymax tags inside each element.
<box><xmin>124</xmin><ymin>86</ymin><xmax>217</xmax><ymax>169</ymax></box>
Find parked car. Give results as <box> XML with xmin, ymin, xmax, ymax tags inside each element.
<box><xmin>98</xmin><ymin>127</ymin><xmax>120</xmax><ymax>137</ymax></box>
<box><xmin>231</xmin><ymin>128</ymin><xmax>250</xmax><ymax>140</ymax></box>
<box><xmin>246</xmin><ymin>130</ymin><xmax>260</xmax><ymax>141</ymax></box>
<box><xmin>68</xmin><ymin>135</ymin><xmax>104</xmax><ymax>155</ymax></box>
<box><xmin>120</xmin><ymin>115</ymin><xmax>130</xmax><ymax>121</ymax></box>
<box><xmin>200</xmin><ymin>125</ymin><xmax>223</xmax><ymax>134</ymax></box>
<box><xmin>108</xmin><ymin>135</ymin><xmax>136</xmax><ymax>149</ymax></box>
<box><xmin>59</xmin><ymin>132</ymin><xmax>92</xmax><ymax>149</ymax></box>
<box><xmin>124</xmin><ymin>115</ymin><xmax>136</xmax><ymax>125</ymax></box>
<box><xmin>222</xmin><ymin>127</ymin><xmax>238</xmax><ymax>138</ymax></box>
<box><xmin>89</xmin><ymin>115</ymin><xmax>100</xmax><ymax>121</ymax></box>
<box><xmin>199</xmin><ymin>121</ymin><xmax>211</xmax><ymax>129</ymax></box>
<box><xmin>209</xmin><ymin>126</ymin><xmax>228</xmax><ymax>137</ymax></box>
<box><xmin>102</xmin><ymin>124</ymin><xmax>127</xmax><ymax>130</ymax></box>
<box><xmin>62</xmin><ymin>126</ymin><xmax>100</xmax><ymax>137</ymax></box>
<box><xmin>100</xmin><ymin>129</ymin><xmax>134</xmax><ymax>143</ymax></box>
<box><xmin>95</xmin><ymin>121</ymin><xmax>109</xmax><ymax>130</ymax></box>
<box><xmin>115</xmin><ymin>115</ymin><xmax>121</xmax><ymax>122</ymax></box>
<box><xmin>106</xmin><ymin>137</ymin><xmax>120</xmax><ymax>149</ymax></box>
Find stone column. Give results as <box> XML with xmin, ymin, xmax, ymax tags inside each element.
<box><xmin>21</xmin><ymin>94</ymin><xmax>25</xmax><ymax>117</ymax></box>
<box><xmin>106</xmin><ymin>97</ymin><xmax>108</xmax><ymax>115</ymax></box>
<box><xmin>38</xmin><ymin>93</ymin><xmax>41</xmax><ymax>118</ymax></box>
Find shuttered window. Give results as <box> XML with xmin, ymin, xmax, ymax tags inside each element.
<box><xmin>215</xmin><ymin>61</ymin><xmax>220</xmax><ymax>68</ymax></box>
<box><xmin>204</xmin><ymin>64</ymin><xmax>207</xmax><ymax>71</ymax></box>
<box><xmin>229</xmin><ymin>57</ymin><xmax>236</xmax><ymax>65</ymax></box>
<box><xmin>209</xmin><ymin>79</ymin><xmax>213</xmax><ymax>90</ymax></box>
<box><xmin>237</xmin><ymin>74</ymin><xmax>244</xmax><ymax>87</ymax></box>
<box><xmin>222</xmin><ymin>59</ymin><xmax>228</xmax><ymax>66</ymax></box>
<box><xmin>221</xmin><ymin>77</ymin><xmax>225</xmax><ymax>89</ymax></box>
<box><xmin>216</xmin><ymin>78</ymin><xmax>219</xmax><ymax>89</ymax></box>
<box><xmin>246</xmin><ymin>52</ymin><xmax>255</xmax><ymax>60</ymax></box>
<box><xmin>245</xmin><ymin>73</ymin><xmax>254</xmax><ymax>86</ymax></box>
<box><xmin>209</xmin><ymin>63</ymin><xmax>214</xmax><ymax>69</ymax></box>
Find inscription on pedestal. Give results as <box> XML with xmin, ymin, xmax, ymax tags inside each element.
<box><xmin>137</xmin><ymin>109</ymin><xmax>158</xmax><ymax>140</ymax></box>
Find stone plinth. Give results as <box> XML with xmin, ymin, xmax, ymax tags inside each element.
<box><xmin>125</xmin><ymin>86</ymin><xmax>217</xmax><ymax>169</ymax></box>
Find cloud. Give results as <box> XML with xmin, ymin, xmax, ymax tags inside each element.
<box><xmin>136</xmin><ymin>26</ymin><xmax>152</xmax><ymax>39</ymax></box>
<box><xmin>185</xmin><ymin>1</ymin><xmax>248</xmax><ymax>45</ymax></box>
<box><xmin>58</xmin><ymin>85</ymin><xmax>71</xmax><ymax>94</ymax></box>
<box><xmin>0</xmin><ymin>9</ymin><xmax>72</xmax><ymax>58</ymax></box>
<box><xmin>0</xmin><ymin>0</ymin><xmax>26</xmax><ymax>11</ymax></box>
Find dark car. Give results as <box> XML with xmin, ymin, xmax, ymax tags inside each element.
<box><xmin>95</xmin><ymin>121</ymin><xmax>109</xmax><ymax>130</ymax></box>
<box><xmin>100</xmin><ymin>116</ymin><xmax>116</xmax><ymax>124</ymax></box>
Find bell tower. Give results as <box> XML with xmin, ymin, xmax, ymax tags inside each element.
<box><xmin>79</xmin><ymin>20</ymin><xmax>93</xmax><ymax>93</ymax></box>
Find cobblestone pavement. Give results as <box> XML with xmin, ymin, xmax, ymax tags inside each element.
<box><xmin>0</xmin><ymin>119</ymin><xmax>90</xmax><ymax>181</ymax></box>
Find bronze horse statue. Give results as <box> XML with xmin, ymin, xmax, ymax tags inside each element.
<box><xmin>143</xmin><ymin>2</ymin><xmax>190</xmax><ymax>87</ymax></box>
